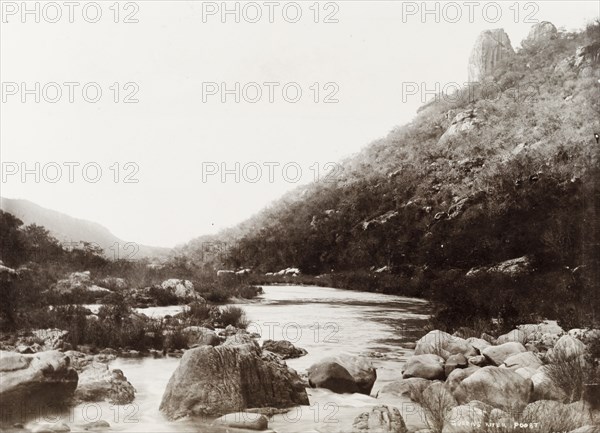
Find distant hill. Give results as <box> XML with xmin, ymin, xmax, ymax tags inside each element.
<box><xmin>0</xmin><ymin>197</ymin><xmax>169</xmax><ymax>260</ymax></box>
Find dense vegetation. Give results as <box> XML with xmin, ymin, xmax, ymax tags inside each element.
<box><xmin>0</xmin><ymin>210</ymin><xmax>255</xmax><ymax>341</ymax></box>
<box><xmin>184</xmin><ymin>22</ymin><xmax>600</xmax><ymax>332</ymax></box>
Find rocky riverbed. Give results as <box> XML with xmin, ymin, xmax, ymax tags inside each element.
<box><xmin>1</xmin><ymin>286</ymin><xmax>598</xmax><ymax>433</ymax></box>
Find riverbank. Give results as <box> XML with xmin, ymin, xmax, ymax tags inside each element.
<box><xmin>2</xmin><ymin>286</ymin><xmax>598</xmax><ymax>433</ymax></box>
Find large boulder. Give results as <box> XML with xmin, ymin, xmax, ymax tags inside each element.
<box><xmin>551</xmin><ymin>335</ymin><xmax>586</xmax><ymax>359</ymax></box>
<box><xmin>308</xmin><ymin>362</ymin><xmax>358</xmax><ymax>394</ymax></box>
<box><xmin>453</xmin><ymin>366</ymin><xmax>532</xmax><ymax>412</ymax></box>
<box><xmin>403</xmin><ymin>354</ymin><xmax>445</xmax><ymax>380</ymax></box>
<box><xmin>468</xmin><ymin>28</ymin><xmax>515</xmax><ymax>82</ymax></box>
<box><xmin>262</xmin><ymin>340</ymin><xmax>307</xmax><ymax>359</ymax></box>
<box><xmin>519</xmin><ymin>321</ymin><xmax>565</xmax><ymax>348</ymax></box>
<box><xmin>377</xmin><ymin>378</ymin><xmax>433</xmax><ymax>401</ymax></box>
<box><xmin>445</xmin><ymin>354</ymin><xmax>468</xmax><ymax>377</ymax></box>
<box><xmin>160</xmin><ymin>279</ymin><xmax>201</xmax><ymax>300</ymax></box>
<box><xmin>422</xmin><ymin>382</ymin><xmax>458</xmax><ymax>414</ymax></box>
<box><xmin>0</xmin><ymin>350</ymin><xmax>78</xmax><ymax>415</ymax></box>
<box><xmin>522</xmin><ymin>21</ymin><xmax>558</xmax><ymax>48</ymax></box>
<box><xmin>352</xmin><ymin>405</ymin><xmax>408</xmax><ymax>433</ymax></box>
<box><xmin>496</xmin><ymin>329</ymin><xmax>527</xmax><ymax>345</ymax></box>
<box><xmin>310</xmin><ymin>354</ymin><xmax>376</xmax><ymax>395</ymax></box>
<box><xmin>482</xmin><ymin>342</ymin><xmax>526</xmax><ymax>366</ymax></box>
<box><xmin>73</xmin><ymin>364</ymin><xmax>135</xmax><ymax>404</ymax></box>
<box><xmin>53</xmin><ymin>271</ymin><xmax>92</xmax><ymax>293</ymax></box>
<box><xmin>501</xmin><ymin>352</ymin><xmax>543</xmax><ymax>370</ymax></box>
<box><xmin>414</xmin><ymin>331</ymin><xmax>477</xmax><ymax>360</ymax></box>
<box><xmin>445</xmin><ymin>367</ymin><xmax>480</xmax><ymax>395</ymax></box>
<box><xmin>439</xmin><ymin>108</ymin><xmax>484</xmax><ymax>144</ymax></box>
<box><xmin>160</xmin><ymin>342</ymin><xmax>308</xmax><ymax>419</ymax></box>
<box><xmin>465</xmin><ymin>338</ymin><xmax>490</xmax><ymax>354</ymax></box>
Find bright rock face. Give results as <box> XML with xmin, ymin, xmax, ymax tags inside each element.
<box><xmin>468</xmin><ymin>29</ymin><xmax>515</xmax><ymax>82</ymax></box>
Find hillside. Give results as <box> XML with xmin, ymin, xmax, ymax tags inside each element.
<box><xmin>0</xmin><ymin>197</ymin><xmax>169</xmax><ymax>260</ymax></box>
<box><xmin>180</xmin><ymin>21</ymin><xmax>600</xmax><ymax>330</ymax></box>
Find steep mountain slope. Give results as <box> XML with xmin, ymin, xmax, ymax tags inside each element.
<box><xmin>0</xmin><ymin>197</ymin><xmax>169</xmax><ymax>259</ymax></box>
<box><xmin>181</xmin><ymin>22</ymin><xmax>599</xmax><ymax>283</ymax></box>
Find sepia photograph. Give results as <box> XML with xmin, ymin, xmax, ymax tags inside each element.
<box><xmin>1</xmin><ymin>1</ymin><xmax>599</xmax><ymax>432</ymax></box>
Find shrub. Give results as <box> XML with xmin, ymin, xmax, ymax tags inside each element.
<box><xmin>219</xmin><ymin>306</ymin><xmax>248</xmax><ymax>329</ymax></box>
<box><xmin>183</xmin><ymin>302</ymin><xmax>213</xmax><ymax>323</ymax></box>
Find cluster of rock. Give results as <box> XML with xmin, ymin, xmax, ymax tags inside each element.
<box><xmin>555</xmin><ymin>42</ymin><xmax>600</xmax><ymax>79</ymax></box>
<box><xmin>264</xmin><ymin>268</ymin><xmax>301</xmax><ymax>277</ymax></box>
<box><xmin>376</xmin><ymin>323</ymin><xmax>599</xmax><ymax>433</ymax></box>
<box><xmin>1</xmin><ymin>329</ymin><xmax>70</xmax><ymax>354</ymax></box>
<box><xmin>48</xmin><ymin>271</ymin><xmax>206</xmax><ymax>307</ymax></box>
<box><xmin>52</xmin><ymin>271</ymin><xmax>111</xmax><ymax>294</ymax></box>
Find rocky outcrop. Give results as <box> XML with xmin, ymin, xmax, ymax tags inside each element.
<box><xmin>352</xmin><ymin>405</ymin><xmax>408</xmax><ymax>433</ymax></box>
<box><xmin>308</xmin><ymin>361</ymin><xmax>358</xmax><ymax>394</ymax></box>
<box><xmin>160</xmin><ymin>279</ymin><xmax>201</xmax><ymax>300</ymax></box>
<box><xmin>422</xmin><ymin>382</ymin><xmax>458</xmax><ymax>414</ymax></box>
<box><xmin>496</xmin><ymin>329</ymin><xmax>527</xmax><ymax>345</ymax></box>
<box><xmin>309</xmin><ymin>354</ymin><xmax>376</xmax><ymax>395</ymax></box>
<box><xmin>438</xmin><ymin>108</ymin><xmax>483</xmax><ymax>143</ymax></box>
<box><xmin>183</xmin><ymin>326</ymin><xmax>220</xmax><ymax>347</ymax></box>
<box><xmin>262</xmin><ymin>340</ymin><xmax>307</xmax><ymax>359</ymax></box>
<box><xmin>73</xmin><ymin>364</ymin><xmax>135</xmax><ymax>405</ymax></box>
<box><xmin>501</xmin><ymin>351</ymin><xmax>542</xmax><ymax>370</ymax></box>
<box><xmin>522</xmin><ymin>21</ymin><xmax>558</xmax><ymax>48</ymax></box>
<box><xmin>468</xmin><ymin>29</ymin><xmax>515</xmax><ymax>82</ymax></box>
<box><xmin>550</xmin><ymin>335</ymin><xmax>587</xmax><ymax>360</ymax></box>
<box><xmin>467</xmin><ymin>256</ymin><xmax>532</xmax><ymax>278</ymax></box>
<box><xmin>555</xmin><ymin>42</ymin><xmax>600</xmax><ymax>78</ymax></box>
<box><xmin>403</xmin><ymin>354</ymin><xmax>445</xmax><ymax>380</ymax></box>
<box><xmin>0</xmin><ymin>350</ymin><xmax>78</xmax><ymax>415</ymax></box>
<box><xmin>53</xmin><ymin>271</ymin><xmax>100</xmax><ymax>294</ymax></box>
<box><xmin>444</xmin><ymin>353</ymin><xmax>468</xmax><ymax>377</ymax></box>
<box><xmin>159</xmin><ymin>342</ymin><xmax>308</xmax><ymax>419</ymax></box>
<box><xmin>415</xmin><ymin>330</ymin><xmax>477</xmax><ymax>360</ymax></box>
<box><xmin>482</xmin><ymin>342</ymin><xmax>526</xmax><ymax>365</ymax></box>
<box><xmin>377</xmin><ymin>378</ymin><xmax>433</xmax><ymax>401</ymax></box>
<box><xmin>452</xmin><ymin>366</ymin><xmax>532</xmax><ymax>412</ymax></box>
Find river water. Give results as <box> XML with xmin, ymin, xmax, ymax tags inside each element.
<box><xmin>27</xmin><ymin>285</ymin><xmax>432</xmax><ymax>432</ymax></box>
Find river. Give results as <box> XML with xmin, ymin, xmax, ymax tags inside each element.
<box><xmin>31</xmin><ymin>285</ymin><xmax>432</xmax><ymax>432</ymax></box>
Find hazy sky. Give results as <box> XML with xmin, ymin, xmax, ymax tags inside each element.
<box><xmin>1</xmin><ymin>1</ymin><xmax>598</xmax><ymax>247</ymax></box>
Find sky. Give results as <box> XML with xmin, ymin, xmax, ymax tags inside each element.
<box><xmin>1</xmin><ymin>1</ymin><xmax>599</xmax><ymax>247</ymax></box>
